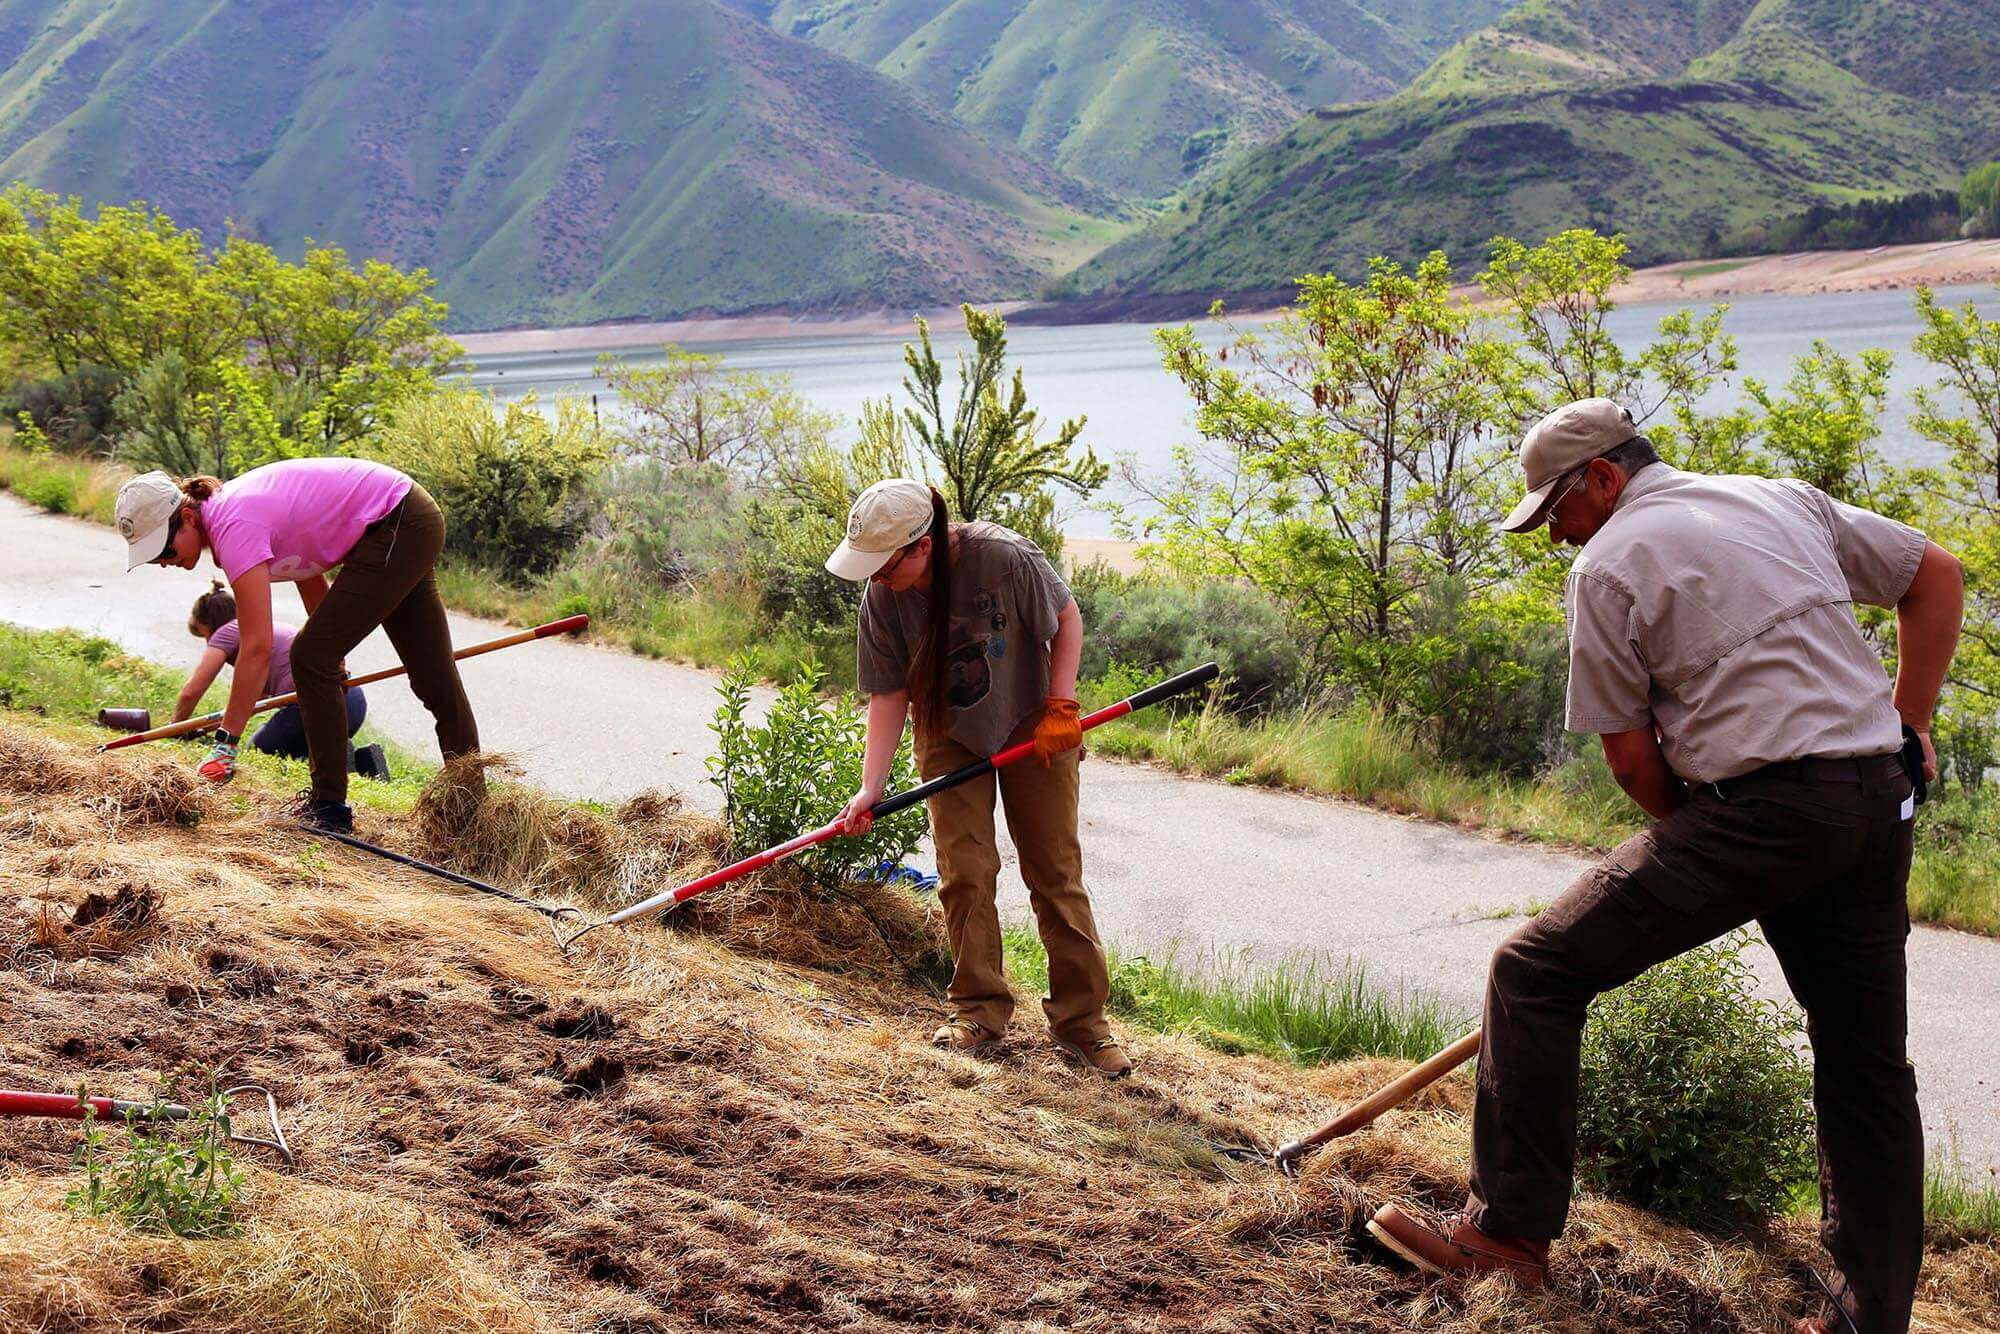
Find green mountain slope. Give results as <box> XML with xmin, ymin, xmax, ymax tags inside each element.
<box><xmin>738</xmin><ymin>0</ymin><xmax>1513</xmax><ymax>199</ymax></box>
<box><xmin>1068</xmin><ymin>0</ymin><xmax>2000</xmax><ymax>303</ymax></box>
<box><xmin>0</xmin><ymin>0</ymin><xmax>1122</xmax><ymax>329</ymax></box>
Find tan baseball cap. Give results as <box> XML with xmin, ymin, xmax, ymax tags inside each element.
<box><xmin>825</xmin><ymin>478</ymin><xmax>936</xmax><ymax>581</ymax></box>
<box><xmin>1498</xmin><ymin>398</ymin><xmax>1639</xmax><ymax>533</ymax></box>
<box><xmin>116</xmin><ymin>470</ymin><xmax>186</xmax><ymax>570</ymax></box>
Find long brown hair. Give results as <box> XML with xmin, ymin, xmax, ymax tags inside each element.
<box><xmin>188</xmin><ymin>579</ymin><xmax>235</xmax><ymax>637</ymax></box>
<box><xmin>907</xmin><ymin>487</ymin><xmax>954</xmax><ymax>736</ymax></box>
<box><xmin>163</xmin><ymin>474</ymin><xmax>223</xmax><ymax>554</ymax></box>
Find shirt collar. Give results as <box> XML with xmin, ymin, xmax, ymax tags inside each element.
<box><xmin>1609</xmin><ymin>461</ymin><xmax>1677</xmax><ymax>515</ymax></box>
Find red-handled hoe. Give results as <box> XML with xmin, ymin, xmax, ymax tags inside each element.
<box><xmin>556</xmin><ymin>661</ymin><xmax>1221</xmax><ymax>950</ymax></box>
<box><xmin>98</xmin><ymin>614</ymin><xmax>591</xmax><ymax>752</ymax></box>
<box><xmin>0</xmin><ymin>1084</ymin><xmax>295</xmax><ymax>1166</ymax></box>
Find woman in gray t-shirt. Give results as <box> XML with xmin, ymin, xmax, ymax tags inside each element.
<box><xmin>827</xmin><ymin>479</ymin><xmax>1129</xmax><ymax>1079</ymax></box>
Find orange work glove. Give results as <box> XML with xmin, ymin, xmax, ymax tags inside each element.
<box><xmin>1031</xmin><ymin>697</ymin><xmax>1082</xmax><ymax>766</ymax></box>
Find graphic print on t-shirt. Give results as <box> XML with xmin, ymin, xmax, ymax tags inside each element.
<box><xmin>944</xmin><ymin>583</ymin><xmax>1013</xmax><ymax>710</ymax></box>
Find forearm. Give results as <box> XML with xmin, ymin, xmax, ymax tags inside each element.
<box><xmin>860</xmin><ymin>691</ymin><xmax>910</xmax><ymax>797</ymax></box>
<box><xmin>172</xmin><ymin>690</ymin><xmax>200</xmax><ymax>725</ymax></box>
<box><xmin>298</xmin><ymin>574</ymin><xmax>330</xmax><ymax>617</ymax></box>
<box><xmin>1048</xmin><ymin>601</ymin><xmax>1082</xmax><ymax>699</ymax></box>
<box><xmin>1601</xmin><ymin>727</ymin><xmax>1684</xmax><ymax>821</ymax></box>
<box><xmin>219</xmin><ymin>649</ymin><xmax>271</xmax><ymax>736</ymax></box>
<box><xmin>1892</xmin><ymin>542</ymin><xmax>1964</xmax><ymax>730</ymax></box>
<box><xmin>1618</xmin><ymin>764</ymin><xmax>1685</xmax><ymax>822</ymax></box>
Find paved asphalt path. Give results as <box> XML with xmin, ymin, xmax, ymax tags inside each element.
<box><xmin>4</xmin><ymin>493</ymin><xmax>1994</xmax><ymax>1175</ymax></box>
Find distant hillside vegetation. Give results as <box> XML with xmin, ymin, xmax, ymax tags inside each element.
<box><xmin>0</xmin><ymin>0</ymin><xmax>1123</xmax><ymax>329</ymax></box>
<box><xmin>1067</xmin><ymin>0</ymin><xmax>2000</xmax><ymax>303</ymax></box>
<box><xmin>732</xmin><ymin>0</ymin><xmax>1511</xmax><ymax>199</ymax></box>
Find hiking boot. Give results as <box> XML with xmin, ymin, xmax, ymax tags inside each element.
<box><xmin>285</xmin><ymin>790</ymin><xmax>355</xmax><ymax>835</ymax></box>
<box><xmin>931</xmin><ymin>1018</ymin><xmax>1000</xmax><ymax>1053</ymax></box>
<box><xmin>1053</xmin><ymin>1032</ymin><xmax>1133</xmax><ymax>1080</ymax></box>
<box><xmin>1366</xmin><ymin>1203</ymin><xmax>1548</xmax><ymax>1287</ymax></box>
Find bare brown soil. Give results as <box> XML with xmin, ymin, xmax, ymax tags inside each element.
<box><xmin>1</xmin><ymin>721</ymin><xmax>1994</xmax><ymax>1332</ymax></box>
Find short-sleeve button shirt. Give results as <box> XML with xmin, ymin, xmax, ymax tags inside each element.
<box><xmin>1563</xmin><ymin>465</ymin><xmax>1926</xmax><ymax>782</ymax></box>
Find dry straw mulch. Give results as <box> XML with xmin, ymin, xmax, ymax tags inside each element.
<box><xmin>0</xmin><ymin>722</ymin><xmax>1994</xmax><ymax>1332</ymax></box>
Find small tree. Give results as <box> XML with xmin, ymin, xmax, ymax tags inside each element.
<box><xmin>1960</xmin><ymin>162</ymin><xmax>2000</xmax><ymax>238</ymax></box>
<box><xmin>1143</xmin><ymin>253</ymin><xmax>1518</xmax><ymax>691</ymax></box>
<box><xmin>1745</xmin><ymin>342</ymin><xmax>1913</xmax><ymax>515</ymax></box>
<box><xmin>897</xmin><ymin>304</ymin><xmax>1105</xmax><ymax>559</ymax></box>
<box><xmin>597</xmin><ymin>344</ymin><xmax>836</xmax><ymax>483</ymax></box>
<box><xmin>1911</xmin><ymin>284</ymin><xmax>2000</xmax><ymax>783</ymax></box>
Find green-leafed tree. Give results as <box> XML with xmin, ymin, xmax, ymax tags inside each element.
<box><xmin>0</xmin><ymin>185</ymin><xmax>458</xmax><ymax>477</ymax></box>
<box><xmin>897</xmin><ymin>304</ymin><xmax>1105</xmax><ymax>560</ymax></box>
<box><xmin>597</xmin><ymin>344</ymin><xmax>835</xmax><ymax>484</ymax></box>
<box><xmin>1912</xmin><ymin>284</ymin><xmax>2000</xmax><ymax>784</ymax></box>
<box><xmin>1961</xmin><ymin>162</ymin><xmax>2000</xmax><ymax>238</ymax></box>
<box><xmin>1142</xmin><ymin>252</ymin><xmax>1529</xmax><ymax>731</ymax></box>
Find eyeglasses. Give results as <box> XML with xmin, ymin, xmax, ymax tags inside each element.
<box><xmin>871</xmin><ymin>541</ymin><xmax>920</xmax><ymax>584</ymax></box>
<box><xmin>1544</xmin><ymin>467</ymin><xmax>1589</xmax><ymax>522</ymax></box>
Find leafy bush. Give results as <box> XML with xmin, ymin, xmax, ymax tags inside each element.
<box><xmin>746</xmin><ymin>496</ymin><xmax>858</xmax><ymax>638</ymax></box>
<box><xmin>1391</xmin><ymin>581</ymin><xmax>1569</xmax><ymax>774</ymax></box>
<box><xmin>591</xmin><ymin>459</ymin><xmax>748</xmax><ymax>590</ymax></box>
<box><xmin>367</xmin><ymin>390</ymin><xmax>608</xmax><ymax>576</ymax></box>
<box><xmin>1577</xmin><ymin>932</ymin><xmax>1816</xmax><ymax>1230</ymax></box>
<box><xmin>1</xmin><ymin>363</ymin><xmax>124</xmax><ymax>453</ymax></box>
<box><xmin>1071</xmin><ymin>563</ymin><xmax>1300</xmax><ymax>712</ymax></box>
<box><xmin>707</xmin><ymin>658</ymin><xmax>922</xmax><ymax>890</ymax></box>
<box><xmin>15</xmin><ymin>466</ymin><xmax>76</xmax><ymax>513</ymax></box>
<box><xmin>65</xmin><ymin>1084</ymin><xmax>245</xmax><ymax>1238</ymax></box>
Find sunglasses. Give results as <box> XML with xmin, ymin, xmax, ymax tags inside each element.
<box><xmin>872</xmin><ymin>539</ymin><xmax>922</xmax><ymax>584</ymax></box>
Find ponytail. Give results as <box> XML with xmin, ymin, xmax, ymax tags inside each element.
<box><xmin>188</xmin><ymin>579</ymin><xmax>236</xmax><ymax>637</ymax></box>
<box><xmin>178</xmin><ymin>475</ymin><xmax>222</xmax><ymax>503</ymax></box>
<box><xmin>907</xmin><ymin>488</ymin><xmax>954</xmax><ymax>736</ymax></box>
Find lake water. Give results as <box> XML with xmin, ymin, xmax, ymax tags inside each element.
<box><xmin>455</xmin><ymin>283</ymin><xmax>2000</xmax><ymax>538</ymax></box>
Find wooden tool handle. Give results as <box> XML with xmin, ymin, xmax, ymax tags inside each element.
<box><xmin>1309</xmin><ymin>1028</ymin><xmax>1481</xmax><ymax>1146</ymax></box>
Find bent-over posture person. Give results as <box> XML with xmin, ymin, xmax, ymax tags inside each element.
<box><xmin>117</xmin><ymin>457</ymin><xmax>479</xmax><ymax>832</ymax></box>
<box><xmin>826</xmin><ymin>478</ymin><xmax>1130</xmax><ymax>1079</ymax></box>
<box><xmin>1366</xmin><ymin>399</ymin><xmax>1963</xmax><ymax>1334</ymax></box>
<box><xmin>176</xmin><ymin>581</ymin><xmax>368</xmax><ymax>763</ymax></box>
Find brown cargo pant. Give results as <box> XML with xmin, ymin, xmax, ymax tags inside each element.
<box><xmin>1470</xmin><ymin>754</ymin><xmax>1919</xmax><ymax>1333</ymax></box>
<box><xmin>916</xmin><ymin>715</ymin><xmax>1112</xmax><ymax>1043</ymax></box>
<box><xmin>291</xmin><ymin>485</ymin><xmax>479</xmax><ymax>805</ymax></box>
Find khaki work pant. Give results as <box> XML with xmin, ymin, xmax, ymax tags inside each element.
<box><xmin>291</xmin><ymin>485</ymin><xmax>479</xmax><ymax>805</ymax></box>
<box><xmin>916</xmin><ymin>715</ymin><xmax>1112</xmax><ymax>1042</ymax></box>
<box><xmin>1471</xmin><ymin>753</ymin><xmax>1920</xmax><ymax>1334</ymax></box>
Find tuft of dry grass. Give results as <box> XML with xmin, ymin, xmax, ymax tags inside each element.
<box><xmin>0</xmin><ymin>718</ymin><xmax>1993</xmax><ymax>1332</ymax></box>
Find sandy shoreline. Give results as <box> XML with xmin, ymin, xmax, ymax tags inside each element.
<box><xmin>454</xmin><ymin>239</ymin><xmax>2000</xmax><ymax>357</ymax></box>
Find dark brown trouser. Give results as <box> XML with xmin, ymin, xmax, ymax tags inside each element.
<box><xmin>916</xmin><ymin>716</ymin><xmax>1112</xmax><ymax>1042</ymax></box>
<box><xmin>291</xmin><ymin>485</ymin><xmax>478</xmax><ymax>804</ymax></box>
<box><xmin>1470</xmin><ymin>755</ymin><xmax>1920</xmax><ymax>1334</ymax></box>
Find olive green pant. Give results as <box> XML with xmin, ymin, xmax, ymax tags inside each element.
<box><xmin>291</xmin><ymin>485</ymin><xmax>479</xmax><ymax>805</ymax></box>
<box><xmin>916</xmin><ymin>716</ymin><xmax>1111</xmax><ymax>1042</ymax></box>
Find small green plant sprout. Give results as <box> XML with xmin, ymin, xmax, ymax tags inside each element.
<box><xmin>706</xmin><ymin>657</ymin><xmax>924</xmax><ymax>892</ymax></box>
<box><xmin>64</xmin><ymin>1080</ymin><xmax>246</xmax><ymax>1238</ymax></box>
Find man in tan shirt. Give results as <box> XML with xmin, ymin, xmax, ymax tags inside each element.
<box><xmin>1367</xmin><ymin>399</ymin><xmax>1965</xmax><ymax>1334</ymax></box>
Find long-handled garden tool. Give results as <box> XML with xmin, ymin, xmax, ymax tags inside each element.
<box><xmin>97</xmin><ymin>614</ymin><xmax>591</xmax><ymax>752</ymax></box>
<box><xmin>0</xmin><ymin>1083</ymin><xmax>295</xmax><ymax>1166</ymax></box>
<box><xmin>556</xmin><ymin>661</ymin><xmax>1222</xmax><ymax>951</ymax></box>
<box><xmin>1274</xmin><ymin>1028</ymin><xmax>1481</xmax><ymax>1175</ymax></box>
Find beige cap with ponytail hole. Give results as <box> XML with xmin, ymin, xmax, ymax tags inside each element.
<box><xmin>117</xmin><ymin>471</ymin><xmax>186</xmax><ymax>571</ymax></box>
<box><xmin>826</xmin><ymin>478</ymin><xmax>935</xmax><ymax>581</ymax></box>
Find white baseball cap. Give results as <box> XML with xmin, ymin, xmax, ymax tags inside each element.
<box><xmin>116</xmin><ymin>471</ymin><xmax>187</xmax><ymax>570</ymax></box>
<box><xmin>825</xmin><ymin>478</ymin><xmax>936</xmax><ymax>581</ymax></box>
<box><xmin>1498</xmin><ymin>398</ymin><xmax>1639</xmax><ymax>533</ymax></box>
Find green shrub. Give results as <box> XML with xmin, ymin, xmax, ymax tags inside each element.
<box><xmin>1071</xmin><ymin>563</ymin><xmax>1300</xmax><ymax>711</ymax></box>
<box><xmin>1</xmin><ymin>363</ymin><xmax>125</xmax><ymax>453</ymax></box>
<box><xmin>16</xmin><ymin>466</ymin><xmax>76</xmax><ymax>512</ymax></box>
<box><xmin>65</xmin><ymin>1084</ymin><xmax>245</xmax><ymax>1238</ymax></box>
<box><xmin>746</xmin><ymin>496</ymin><xmax>858</xmax><ymax>638</ymax></box>
<box><xmin>366</xmin><ymin>390</ymin><xmax>608</xmax><ymax>576</ymax></box>
<box><xmin>1577</xmin><ymin>932</ymin><xmax>1816</xmax><ymax>1230</ymax></box>
<box><xmin>707</xmin><ymin>658</ymin><xmax>923</xmax><ymax>890</ymax></box>
<box><xmin>1392</xmin><ymin>580</ymin><xmax>1569</xmax><ymax>774</ymax></box>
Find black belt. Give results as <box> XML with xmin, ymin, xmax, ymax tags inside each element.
<box><xmin>1708</xmin><ymin>752</ymin><xmax>1903</xmax><ymax>802</ymax></box>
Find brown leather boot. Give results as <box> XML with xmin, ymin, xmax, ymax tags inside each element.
<box><xmin>1366</xmin><ymin>1203</ymin><xmax>1548</xmax><ymax>1287</ymax></box>
<box><xmin>931</xmin><ymin>1018</ymin><xmax>1000</xmax><ymax>1053</ymax></box>
<box><xmin>1053</xmin><ymin>1031</ymin><xmax>1133</xmax><ymax>1080</ymax></box>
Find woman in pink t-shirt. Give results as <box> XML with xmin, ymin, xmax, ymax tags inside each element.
<box><xmin>173</xmin><ymin>581</ymin><xmax>369</xmax><ymax>761</ymax></box>
<box><xmin>118</xmin><ymin>457</ymin><xmax>479</xmax><ymax>833</ymax></box>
